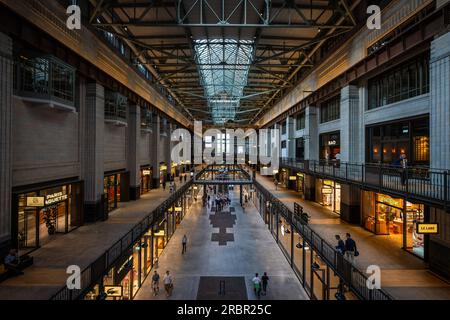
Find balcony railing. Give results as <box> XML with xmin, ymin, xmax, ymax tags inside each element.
<box><xmin>280</xmin><ymin>158</ymin><xmax>449</xmax><ymax>207</ymax></box>
<box><xmin>104</xmin><ymin>91</ymin><xmax>127</xmax><ymax>125</ymax></box>
<box><xmin>50</xmin><ymin>180</ymin><xmax>193</xmax><ymax>300</ymax></box>
<box><xmin>254</xmin><ymin>179</ymin><xmax>393</xmax><ymax>301</ymax></box>
<box><xmin>14</xmin><ymin>55</ymin><xmax>76</xmax><ymax>110</ymax></box>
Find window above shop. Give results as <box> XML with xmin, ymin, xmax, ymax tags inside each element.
<box><xmin>140</xmin><ymin>108</ymin><xmax>153</xmax><ymax>133</ymax></box>
<box><xmin>368</xmin><ymin>53</ymin><xmax>430</xmax><ymax>110</ymax></box>
<box><xmin>296</xmin><ymin>112</ymin><xmax>306</xmax><ymax>131</ymax></box>
<box><xmin>105</xmin><ymin>91</ymin><xmax>127</xmax><ymax>126</ymax></box>
<box><xmin>320</xmin><ymin>95</ymin><xmax>340</xmax><ymax>123</ymax></box>
<box><xmin>13</xmin><ymin>54</ymin><xmax>76</xmax><ymax>112</ymax></box>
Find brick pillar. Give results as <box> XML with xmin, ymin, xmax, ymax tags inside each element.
<box><xmin>128</xmin><ymin>105</ymin><xmax>141</xmax><ymax>200</ymax></box>
<box><xmin>304</xmin><ymin>106</ymin><xmax>319</xmax><ymax>161</ymax></box>
<box><xmin>340</xmin><ymin>85</ymin><xmax>361</xmax><ymax>163</ymax></box>
<box><xmin>0</xmin><ymin>32</ymin><xmax>13</xmax><ymax>253</ymax></box>
<box><xmin>82</xmin><ymin>82</ymin><xmax>105</xmax><ymax>222</ymax></box>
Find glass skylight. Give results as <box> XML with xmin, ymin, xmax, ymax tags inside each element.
<box><xmin>193</xmin><ymin>39</ymin><xmax>254</xmax><ymax>124</ymax></box>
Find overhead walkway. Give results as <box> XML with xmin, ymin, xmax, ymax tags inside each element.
<box><xmin>135</xmin><ymin>188</ymin><xmax>308</xmax><ymax>300</ymax></box>
<box><xmin>254</xmin><ymin>171</ymin><xmax>450</xmax><ymax>300</ymax></box>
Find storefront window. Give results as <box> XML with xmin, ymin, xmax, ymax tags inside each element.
<box><xmin>140</xmin><ymin>168</ymin><xmax>152</xmax><ymax>194</ymax></box>
<box><xmin>405</xmin><ymin>202</ymin><xmax>425</xmax><ymax>258</ymax></box>
<box><xmin>16</xmin><ymin>182</ymin><xmax>82</xmax><ymax>254</ymax></box>
<box><xmin>278</xmin><ymin>216</ymin><xmax>292</xmax><ymax>259</ymax></box>
<box><xmin>362</xmin><ymin>191</ymin><xmax>425</xmax><ymax>258</ymax></box>
<box><xmin>316</xmin><ymin>179</ymin><xmax>341</xmax><ymax>214</ymax></box>
<box><xmin>366</xmin><ymin>116</ymin><xmax>429</xmax><ymax>166</ymax></box>
<box><xmin>293</xmin><ymin>231</ymin><xmax>304</xmax><ymax>278</ymax></box>
<box><xmin>320</xmin><ymin>132</ymin><xmax>340</xmax><ymax>161</ymax></box>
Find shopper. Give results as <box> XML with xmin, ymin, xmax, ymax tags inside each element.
<box><xmin>252</xmin><ymin>273</ymin><xmax>262</xmax><ymax>298</ymax></box>
<box><xmin>344</xmin><ymin>233</ymin><xmax>358</xmax><ymax>264</ymax></box>
<box><xmin>3</xmin><ymin>249</ymin><xmax>24</xmax><ymax>276</ymax></box>
<box><xmin>400</xmin><ymin>153</ymin><xmax>408</xmax><ymax>186</ymax></box>
<box><xmin>261</xmin><ymin>272</ymin><xmax>269</xmax><ymax>295</ymax></box>
<box><xmin>152</xmin><ymin>271</ymin><xmax>160</xmax><ymax>296</ymax></box>
<box><xmin>182</xmin><ymin>234</ymin><xmax>188</xmax><ymax>254</ymax></box>
<box><xmin>163</xmin><ymin>270</ymin><xmax>173</xmax><ymax>297</ymax></box>
<box><xmin>335</xmin><ymin>235</ymin><xmax>345</xmax><ymax>254</ymax></box>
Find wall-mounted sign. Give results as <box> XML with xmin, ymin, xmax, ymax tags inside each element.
<box><xmin>142</xmin><ymin>170</ymin><xmax>151</xmax><ymax>176</ymax></box>
<box><xmin>26</xmin><ymin>197</ymin><xmax>45</xmax><ymax>207</ymax></box>
<box><xmin>289</xmin><ymin>176</ymin><xmax>297</xmax><ymax>180</ymax></box>
<box><xmin>328</xmin><ymin>140</ymin><xmax>337</xmax><ymax>146</ymax></box>
<box><xmin>321</xmin><ymin>188</ymin><xmax>333</xmax><ymax>194</ymax></box>
<box><xmin>104</xmin><ymin>286</ymin><xmax>123</xmax><ymax>297</ymax></box>
<box><xmin>417</xmin><ymin>223</ymin><xmax>439</xmax><ymax>234</ymax></box>
<box><xmin>169</xmin><ymin>207</ymin><xmax>182</xmax><ymax>212</ymax></box>
<box><xmin>45</xmin><ymin>192</ymin><xmax>68</xmax><ymax>205</ymax></box>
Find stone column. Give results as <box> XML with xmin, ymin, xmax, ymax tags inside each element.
<box><xmin>304</xmin><ymin>106</ymin><xmax>319</xmax><ymax>161</ymax></box>
<box><xmin>340</xmin><ymin>85</ymin><xmax>361</xmax><ymax>163</ymax></box>
<box><xmin>82</xmin><ymin>82</ymin><xmax>105</xmax><ymax>222</ymax></box>
<box><xmin>128</xmin><ymin>104</ymin><xmax>141</xmax><ymax>200</ymax></box>
<box><xmin>151</xmin><ymin>114</ymin><xmax>161</xmax><ymax>187</ymax></box>
<box><xmin>0</xmin><ymin>32</ymin><xmax>13</xmax><ymax>253</ymax></box>
<box><xmin>166</xmin><ymin>122</ymin><xmax>174</xmax><ymax>178</ymax></box>
<box><xmin>287</xmin><ymin>116</ymin><xmax>295</xmax><ymax>159</ymax></box>
<box><xmin>430</xmin><ymin>31</ymin><xmax>450</xmax><ymax>170</ymax></box>
<box><xmin>340</xmin><ymin>184</ymin><xmax>361</xmax><ymax>224</ymax></box>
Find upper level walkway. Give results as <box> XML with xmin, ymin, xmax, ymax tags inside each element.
<box><xmin>280</xmin><ymin>158</ymin><xmax>450</xmax><ymax>209</ymax></box>
<box><xmin>135</xmin><ymin>188</ymin><xmax>308</xmax><ymax>300</ymax></box>
<box><xmin>254</xmin><ymin>171</ymin><xmax>450</xmax><ymax>300</ymax></box>
<box><xmin>0</xmin><ymin>179</ymin><xmax>190</xmax><ymax>300</ymax></box>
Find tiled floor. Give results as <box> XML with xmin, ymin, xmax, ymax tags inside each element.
<box><xmin>254</xmin><ymin>171</ymin><xmax>450</xmax><ymax>300</ymax></box>
<box><xmin>134</xmin><ymin>189</ymin><xmax>309</xmax><ymax>301</ymax></box>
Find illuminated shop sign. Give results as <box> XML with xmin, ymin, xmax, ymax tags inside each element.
<box><xmin>26</xmin><ymin>197</ymin><xmax>45</xmax><ymax>207</ymax></box>
<box><xmin>417</xmin><ymin>223</ymin><xmax>439</xmax><ymax>234</ymax></box>
<box><xmin>142</xmin><ymin>170</ymin><xmax>151</xmax><ymax>176</ymax></box>
<box><xmin>104</xmin><ymin>286</ymin><xmax>123</xmax><ymax>297</ymax></box>
<box><xmin>328</xmin><ymin>140</ymin><xmax>337</xmax><ymax>146</ymax></box>
<box><xmin>45</xmin><ymin>192</ymin><xmax>68</xmax><ymax>205</ymax></box>
<box><xmin>289</xmin><ymin>176</ymin><xmax>297</xmax><ymax>180</ymax></box>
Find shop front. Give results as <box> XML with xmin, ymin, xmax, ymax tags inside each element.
<box><xmin>362</xmin><ymin>191</ymin><xmax>426</xmax><ymax>258</ymax></box>
<box><xmin>12</xmin><ymin>180</ymin><xmax>83</xmax><ymax>254</ymax></box>
<box><xmin>320</xmin><ymin>132</ymin><xmax>340</xmax><ymax>161</ymax></box>
<box><xmin>315</xmin><ymin>179</ymin><xmax>341</xmax><ymax>214</ymax></box>
<box><xmin>366</xmin><ymin>116</ymin><xmax>429</xmax><ymax>166</ymax></box>
<box><xmin>140</xmin><ymin>166</ymin><xmax>153</xmax><ymax>195</ymax></box>
<box><xmin>159</xmin><ymin>163</ymin><xmax>168</xmax><ymax>185</ymax></box>
<box><xmin>279</xmin><ymin>168</ymin><xmax>289</xmax><ymax>188</ymax></box>
<box><xmin>294</xmin><ymin>172</ymin><xmax>305</xmax><ymax>198</ymax></box>
<box><xmin>104</xmin><ymin>171</ymin><xmax>129</xmax><ymax>213</ymax></box>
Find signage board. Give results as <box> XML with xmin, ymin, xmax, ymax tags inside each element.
<box><xmin>417</xmin><ymin>223</ymin><xmax>439</xmax><ymax>234</ymax></box>
<box><xmin>321</xmin><ymin>188</ymin><xmax>333</xmax><ymax>194</ymax></box>
<box><xmin>45</xmin><ymin>192</ymin><xmax>68</xmax><ymax>205</ymax></box>
<box><xmin>104</xmin><ymin>286</ymin><xmax>123</xmax><ymax>297</ymax></box>
<box><xmin>289</xmin><ymin>176</ymin><xmax>297</xmax><ymax>180</ymax></box>
<box><xmin>142</xmin><ymin>170</ymin><xmax>151</xmax><ymax>176</ymax></box>
<box><xmin>26</xmin><ymin>197</ymin><xmax>45</xmax><ymax>207</ymax></box>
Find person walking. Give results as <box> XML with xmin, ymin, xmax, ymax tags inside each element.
<box><xmin>400</xmin><ymin>153</ymin><xmax>408</xmax><ymax>186</ymax></box>
<box><xmin>163</xmin><ymin>270</ymin><xmax>173</xmax><ymax>297</ymax></box>
<box><xmin>152</xmin><ymin>271</ymin><xmax>160</xmax><ymax>296</ymax></box>
<box><xmin>182</xmin><ymin>234</ymin><xmax>188</xmax><ymax>254</ymax></box>
<box><xmin>261</xmin><ymin>272</ymin><xmax>269</xmax><ymax>296</ymax></box>
<box><xmin>344</xmin><ymin>233</ymin><xmax>358</xmax><ymax>264</ymax></box>
<box><xmin>335</xmin><ymin>235</ymin><xmax>345</xmax><ymax>254</ymax></box>
<box><xmin>162</xmin><ymin>179</ymin><xmax>166</xmax><ymax>191</ymax></box>
<box><xmin>252</xmin><ymin>273</ymin><xmax>262</xmax><ymax>298</ymax></box>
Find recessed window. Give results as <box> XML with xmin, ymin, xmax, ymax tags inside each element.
<box><xmin>320</xmin><ymin>95</ymin><xmax>340</xmax><ymax>123</ymax></box>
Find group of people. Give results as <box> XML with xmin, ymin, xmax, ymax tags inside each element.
<box><xmin>214</xmin><ymin>193</ymin><xmax>231</xmax><ymax>212</ymax></box>
<box><xmin>252</xmin><ymin>272</ymin><xmax>269</xmax><ymax>298</ymax></box>
<box><xmin>151</xmin><ymin>270</ymin><xmax>173</xmax><ymax>297</ymax></box>
<box><xmin>335</xmin><ymin>233</ymin><xmax>358</xmax><ymax>264</ymax></box>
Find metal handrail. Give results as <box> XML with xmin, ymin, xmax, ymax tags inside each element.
<box><xmin>280</xmin><ymin>158</ymin><xmax>449</xmax><ymax>207</ymax></box>
<box><xmin>50</xmin><ymin>180</ymin><xmax>193</xmax><ymax>300</ymax></box>
<box><xmin>254</xmin><ymin>179</ymin><xmax>394</xmax><ymax>301</ymax></box>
